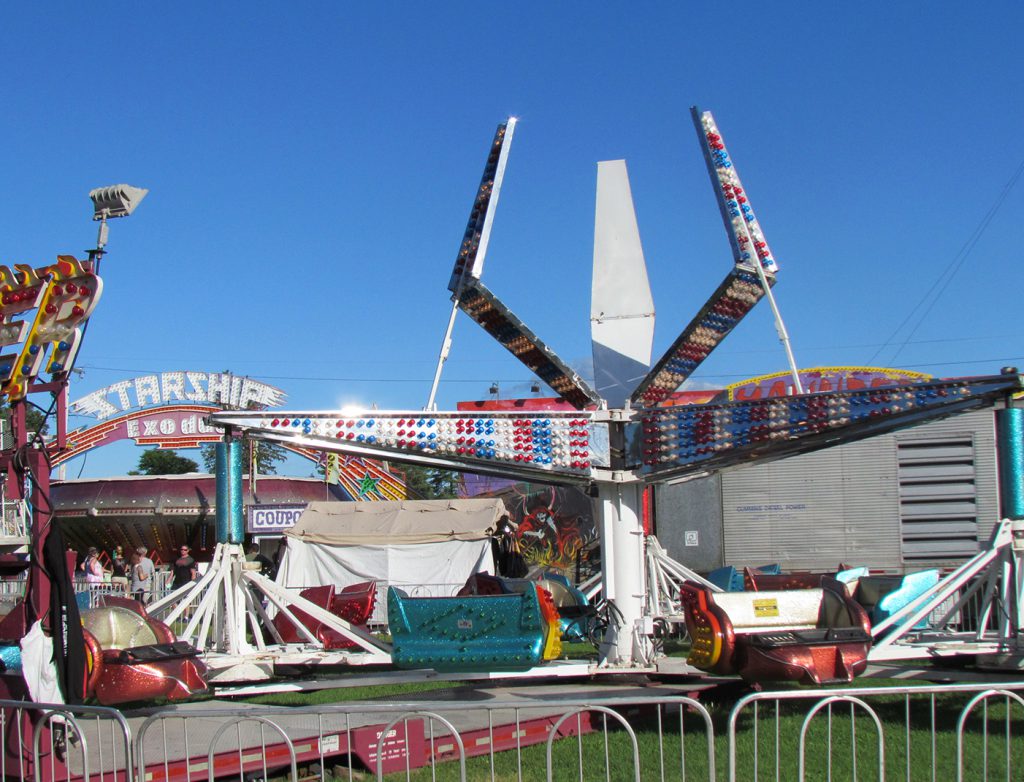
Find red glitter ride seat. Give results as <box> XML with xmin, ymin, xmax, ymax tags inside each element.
<box><xmin>271</xmin><ymin>582</ymin><xmax>377</xmax><ymax>649</ymax></box>
<box><xmin>81</xmin><ymin>596</ymin><xmax>207</xmax><ymax>706</ymax></box>
<box><xmin>679</xmin><ymin>577</ymin><xmax>872</xmax><ymax>685</ymax></box>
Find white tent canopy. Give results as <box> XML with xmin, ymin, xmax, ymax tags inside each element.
<box><xmin>276</xmin><ymin>499</ymin><xmax>507</xmax><ymax>592</ymax></box>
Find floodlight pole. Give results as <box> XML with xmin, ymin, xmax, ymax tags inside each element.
<box><xmin>93</xmin><ymin>212</ymin><xmax>110</xmax><ymax>255</ymax></box>
<box><xmin>22</xmin><ymin>380</ymin><xmax>70</xmax><ymax>626</ymax></box>
<box><xmin>86</xmin><ymin>184</ymin><xmax>148</xmax><ymax>268</ymax></box>
<box><xmin>16</xmin><ymin>184</ymin><xmax>146</xmax><ymax>645</ymax></box>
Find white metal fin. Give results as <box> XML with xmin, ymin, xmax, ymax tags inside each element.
<box><xmin>590</xmin><ymin>160</ymin><xmax>655</xmax><ymax>408</ymax></box>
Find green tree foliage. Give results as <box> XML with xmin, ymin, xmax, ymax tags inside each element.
<box><xmin>1</xmin><ymin>401</ymin><xmax>51</xmax><ymax>443</ymax></box>
<box><xmin>200</xmin><ymin>439</ymin><xmax>287</xmax><ymax>474</ymax></box>
<box><xmin>131</xmin><ymin>448</ymin><xmax>199</xmax><ymax>475</ymax></box>
<box><xmin>398</xmin><ymin>463</ymin><xmax>462</xmax><ymax>499</ymax></box>
<box><xmin>24</xmin><ymin>406</ymin><xmax>49</xmax><ymax>437</ymax></box>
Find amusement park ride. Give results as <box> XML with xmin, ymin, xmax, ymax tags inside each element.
<box><xmin>205</xmin><ymin>107</ymin><xmax>1024</xmax><ymax>678</ymax></box>
<box><xmin>2</xmin><ymin>108</ymin><xmax>1022</xmax><ymax>700</ymax></box>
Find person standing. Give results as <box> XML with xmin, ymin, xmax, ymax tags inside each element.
<box><xmin>109</xmin><ymin>544</ymin><xmax>129</xmax><ymax>595</ymax></box>
<box><xmin>110</xmin><ymin>545</ymin><xmax>127</xmax><ymax>579</ymax></box>
<box><xmin>80</xmin><ymin>547</ymin><xmax>105</xmax><ymax>584</ymax></box>
<box><xmin>130</xmin><ymin>546</ymin><xmax>155</xmax><ymax>604</ymax></box>
<box><xmin>171</xmin><ymin>546</ymin><xmax>198</xmax><ymax>590</ymax></box>
<box><xmin>246</xmin><ymin>543</ymin><xmax>275</xmax><ymax>578</ymax></box>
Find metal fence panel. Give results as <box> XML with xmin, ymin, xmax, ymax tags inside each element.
<box><xmin>2</xmin><ymin>679</ymin><xmax>1022</xmax><ymax>780</ymax></box>
<box><xmin>0</xmin><ymin>698</ymin><xmax>133</xmax><ymax>782</ymax></box>
<box><xmin>728</xmin><ymin>681</ymin><xmax>1024</xmax><ymax>782</ymax></box>
<box><xmin>132</xmin><ymin>694</ymin><xmax>716</xmax><ymax>782</ymax></box>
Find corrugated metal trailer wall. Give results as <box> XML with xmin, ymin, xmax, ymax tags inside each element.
<box><xmin>652</xmin><ymin>408</ymin><xmax>1000</xmax><ymax>574</ymax></box>
<box><xmin>721</xmin><ymin>433</ymin><xmax>902</xmax><ymax>570</ymax></box>
<box><xmin>717</xmin><ymin>408</ymin><xmax>998</xmax><ymax>573</ymax></box>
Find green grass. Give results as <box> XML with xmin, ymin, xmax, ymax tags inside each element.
<box><xmin>724</xmin><ymin>687</ymin><xmax>1022</xmax><ymax>782</ymax></box>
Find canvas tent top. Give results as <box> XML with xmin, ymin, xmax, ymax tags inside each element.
<box><xmin>284</xmin><ymin>498</ymin><xmax>508</xmax><ymax>546</ymax></box>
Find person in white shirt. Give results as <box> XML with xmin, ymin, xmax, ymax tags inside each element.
<box><xmin>130</xmin><ymin>546</ymin><xmax>155</xmax><ymax>604</ymax></box>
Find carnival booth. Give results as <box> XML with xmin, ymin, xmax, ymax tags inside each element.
<box><xmin>275</xmin><ymin>499</ymin><xmax>507</xmax><ymax>608</ymax></box>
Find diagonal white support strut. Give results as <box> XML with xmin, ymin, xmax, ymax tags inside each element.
<box><xmin>146</xmin><ymin>542</ymin><xmax>392</xmax><ymax>671</ymax></box>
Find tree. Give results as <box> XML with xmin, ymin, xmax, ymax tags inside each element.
<box><xmin>131</xmin><ymin>448</ymin><xmax>199</xmax><ymax>475</ymax></box>
<box><xmin>1</xmin><ymin>401</ymin><xmax>51</xmax><ymax>444</ymax></box>
<box><xmin>24</xmin><ymin>406</ymin><xmax>49</xmax><ymax>437</ymax></box>
<box><xmin>398</xmin><ymin>463</ymin><xmax>462</xmax><ymax>499</ymax></box>
<box><xmin>200</xmin><ymin>438</ymin><xmax>287</xmax><ymax>474</ymax></box>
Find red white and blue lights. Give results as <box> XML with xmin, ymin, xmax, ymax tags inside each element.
<box><xmin>697</xmin><ymin>109</ymin><xmax>778</xmax><ymax>273</ymax></box>
<box><xmin>640</xmin><ymin>377</ymin><xmax>1015</xmax><ymax>474</ymax></box>
<box><xmin>457</xmin><ymin>284</ymin><xmax>601</xmax><ymax>410</ymax></box>
<box><xmin>259</xmin><ymin>411</ymin><xmax>594</xmax><ymax>475</ymax></box>
<box><xmin>629</xmin><ymin>110</ymin><xmax>784</xmax><ymax>408</ymax></box>
<box><xmin>632</xmin><ymin>268</ymin><xmax>767</xmax><ymax>407</ymax></box>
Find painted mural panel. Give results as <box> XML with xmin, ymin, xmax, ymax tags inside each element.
<box><xmin>498</xmin><ymin>484</ymin><xmax>597</xmax><ymax>576</ymax></box>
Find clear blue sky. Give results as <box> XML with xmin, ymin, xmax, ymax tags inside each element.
<box><xmin>3</xmin><ymin>3</ymin><xmax>1022</xmax><ymax>478</ymax></box>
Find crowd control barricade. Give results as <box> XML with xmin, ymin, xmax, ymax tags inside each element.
<box><xmin>2</xmin><ymin>679</ymin><xmax>1022</xmax><ymax>780</ymax></box>
<box><xmin>0</xmin><ymin>698</ymin><xmax>132</xmax><ymax>782</ymax></box>
<box><xmin>728</xmin><ymin>681</ymin><xmax>1024</xmax><ymax>782</ymax></box>
<box><xmin>133</xmin><ymin>693</ymin><xmax>716</xmax><ymax>782</ymax></box>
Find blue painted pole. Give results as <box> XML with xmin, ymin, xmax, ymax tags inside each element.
<box><xmin>215</xmin><ymin>440</ymin><xmax>245</xmax><ymax>544</ymax></box>
<box><xmin>996</xmin><ymin>408</ymin><xmax>1024</xmax><ymax>520</ymax></box>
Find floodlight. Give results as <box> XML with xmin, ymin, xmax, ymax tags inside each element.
<box><xmin>88</xmin><ymin>183</ymin><xmax>148</xmax><ymax>254</ymax></box>
<box><xmin>89</xmin><ymin>185</ymin><xmax>148</xmax><ymax>220</ymax></box>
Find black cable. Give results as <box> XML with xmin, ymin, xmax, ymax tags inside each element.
<box><xmin>24</xmin><ymin>394</ymin><xmax>58</xmax><ymax>451</ymax></box>
<box><xmin>18</xmin><ymin>438</ymin><xmax>56</xmax><ymax>624</ymax></box>
<box><xmin>75</xmin><ymin>451</ymin><xmax>88</xmax><ymax>479</ymax></box>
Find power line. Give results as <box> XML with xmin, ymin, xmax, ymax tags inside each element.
<box><xmin>869</xmin><ymin>156</ymin><xmax>1024</xmax><ymax>366</ymax></box>
<box><xmin>74</xmin><ymin>364</ymin><xmax>555</xmax><ymax>385</ymax></box>
<box><xmin>689</xmin><ymin>355</ymin><xmax>1024</xmax><ymax>381</ymax></box>
<box><xmin>76</xmin><ymin>333</ymin><xmax>1017</xmax><ymax>378</ymax></box>
<box><xmin>72</xmin><ymin>353</ymin><xmax>1024</xmax><ymax>392</ymax></box>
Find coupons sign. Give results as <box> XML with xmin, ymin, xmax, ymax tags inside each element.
<box><xmin>247</xmin><ymin>504</ymin><xmax>306</xmax><ymax>534</ymax></box>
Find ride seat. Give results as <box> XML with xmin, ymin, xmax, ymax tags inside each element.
<box><xmin>82</xmin><ymin>606</ymin><xmax>163</xmax><ymax>651</ymax></box>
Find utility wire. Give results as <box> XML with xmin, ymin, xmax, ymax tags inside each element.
<box><xmin>77</xmin><ymin>336</ymin><xmax>1004</xmax><ymax>378</ymax></box>
<box><xmin>869</xmin><ymin>156</ymin><xmax>1024</xmax><ymax>366</ymax></box>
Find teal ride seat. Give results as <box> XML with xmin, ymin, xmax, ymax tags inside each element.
<box><xmin>872</xmin><ymin>569</ymin><xmax>940</xmax><ymax>627</ymax></box>
<box><xmin>388</xmin><ymin>583</ymin><xmax>548</xmax><ymax>672</ymax></box>
<box><xmin>835</xmin><ymin>566</ymin><xmax>870</xmax><ymax>585</ymax></box>
<box><xmin>707</xmin><ymin>566</ymin><xmax>741</xmax><ymax>592</ymax></box>
<box><xmin>708</xmin><ymin>564</ymin><xmax>781</xmax><ymax>592</ymax></box>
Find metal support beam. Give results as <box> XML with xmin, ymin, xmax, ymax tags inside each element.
<box><xmin>594</xmin><ymin>481</ymin><xmax>647</xmax><ymax>666</ymax></box>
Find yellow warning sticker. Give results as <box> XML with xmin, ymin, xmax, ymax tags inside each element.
<box><xmin>753</xmin><ymin>598</ymin><xmax>780</xmax><ymax>618</ymax></box>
